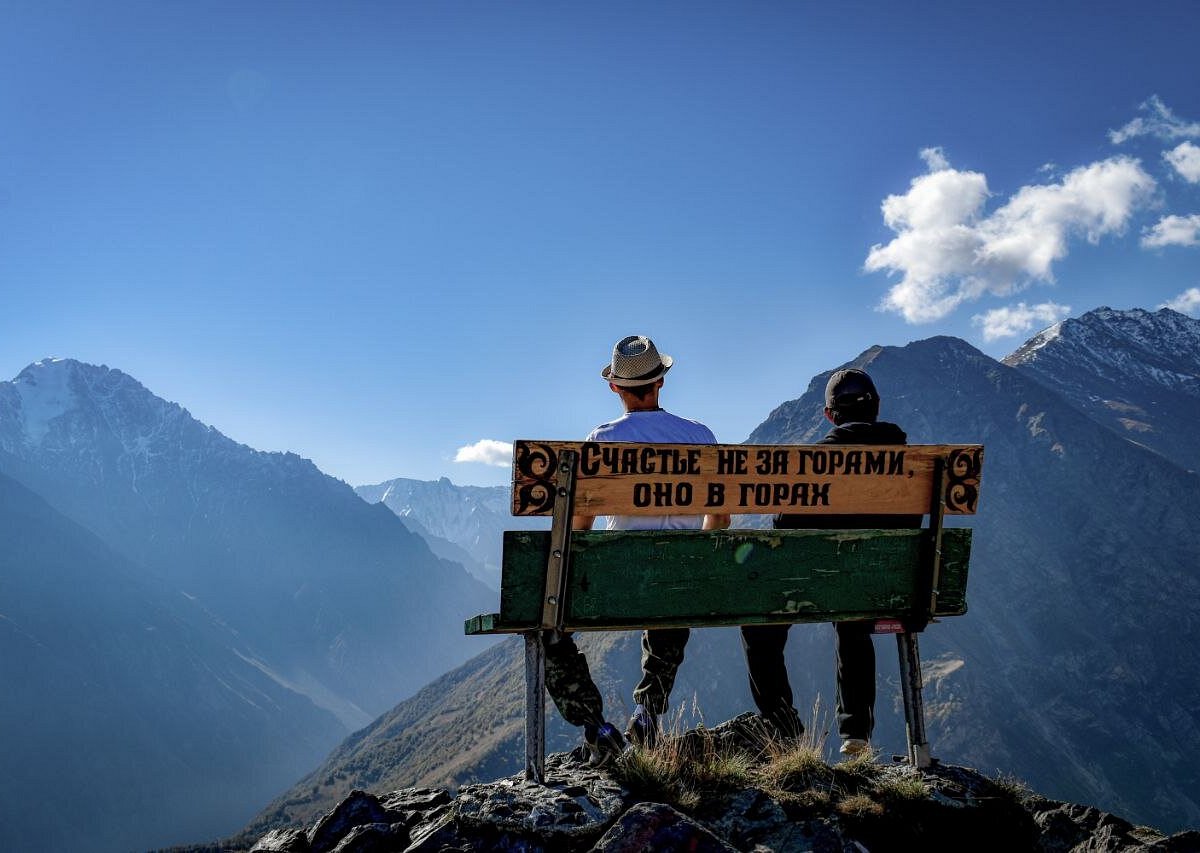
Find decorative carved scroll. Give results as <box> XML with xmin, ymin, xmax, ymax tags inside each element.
<box><xmin>514</xmin><ymin>441</ymin><xmax>558</xmax><ymax>515</ymax></box>
<box><xmin>944</xmin><ymin>447</ymin><xmax>983</xmax><ymax>514</ymax></box>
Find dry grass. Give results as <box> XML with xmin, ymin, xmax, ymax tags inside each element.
<box><xmin>696</xmin><ymin>751</ymin><xmax>757</xmax><ymax>789</ymax></box>
<box><xmin>615</xmin><ymin>697</ymin><xmax>938</xmax><ymax>824</ymax></box>
<box><xmin>833</xmin><ymin>746</ymin><xmax>883</xmax><ymax>781</ymax></box>
<box><xmin>758</xmin><ymin>743</ymin><xmax>833</xmax><ymax>799</ymax></box>
<box><xmin>784</xmin><ymin>788</ymin><xmax>833</xmax><ymax>809</ymax></box>
<box><xmin>990</xmin><ymin>772</ymin><xmax>1033</xmax><ymax>804</ymax></box>
<box><xmin>618</xmin><ymin>743</ymin><xmax>755</xmax><ymax>810</ymax></box>
<box><xmin>873</xmin><ymin>769</ymin><xmax>929</xmax><ymax>802</ymax></box>
<box><xmin>616</xmin><ymin>704</ymin><xmax>758</xmax><ymax>810</ymax></box>
<box><xmin>836</xmin><ymin>792</ymin><xmax>884</xmax><ymax>817</ymax></box>
<box><xmin>618</xmin><ymin>745</ymin><xmax>693</xmax><ymax>808</ymax></box>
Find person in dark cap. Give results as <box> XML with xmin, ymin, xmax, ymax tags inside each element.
<box><xmin>740</xmin><ymin>367</ymin><xmax>919</xmax><ymax>756</ymax></box>
<box><xmin>543</xmin><ymin>334</ymin><xmax>729</xmax><ymax>766</ymax></box>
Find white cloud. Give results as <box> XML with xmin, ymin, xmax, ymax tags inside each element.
<box><xmin>971</xmin><ymin>301</ymin><xmax>1072</xmax><ymax>342</ymax></box>
<box><xmin>1161</xmin><ymin>287</ymin><xmax>1200</xmax><ymax>316</ymax></box>
<box><xmin>920</xmin><ymin>146</ymin><xmax>950</xmax><ymax>172</ymax></box>
<box><xmin>454</xmin><ymin>439</ymin><xmax>513</xmax><ymax>467</ymax></box>
<box><xmin>1141</xmin><ymin>214</ymin><xmax>1200</xmax><ymax>248</ymax></box>
<box><xmin>1109</xmin><ymin>95</ymin><xmax>1200</xmax><ymax>144</ymax></box>
<box><xmin>1164</xmin><ymin>141</ymin><xmax>1200</xmax><ymax>183</ymax></box>
<box><xmin>866</xmin><ymin>153</ymin><xmax>1156</xmax><ymax>323</ymax></box>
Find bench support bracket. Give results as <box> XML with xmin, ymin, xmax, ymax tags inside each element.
<box><xmin>523</xmin><ymin>631</ymin><xmax>546</xmax><ymax>782</ymax></box>
<box><xmin>525</xmin><ymin>449</ymin><xmax>578</xmax><ymax>783</ymax></box>
<box><xmin>896</xmin><ymin>631</ymin><xmax>932</xmax><ymax>768</ymax></box>
<box><xmin>894</xmin><ymin>458</ymin><xmax>948</xmax><ymax>769</ymax></box>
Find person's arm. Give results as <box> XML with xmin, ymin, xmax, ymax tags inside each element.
<box><xmin>700</xmin><ymin>428</ymin><xmax>730</xmax><ymax>531</ymax></box>
<box><xmin>572</xmin><ymin>514</ymin><xmax>596</xmax><ymax>531</ymax></box>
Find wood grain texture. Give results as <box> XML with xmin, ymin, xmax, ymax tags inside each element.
<box><xmin>512</xmin><ymin>441</ymin><xmax>983</xmax><ymax>517</ymax></box>
<box><xmin>463</xmin><ymin>528</ymin><xmax>971</xmax><ymax>634</ymax></box>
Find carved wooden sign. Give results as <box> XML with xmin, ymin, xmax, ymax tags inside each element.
<box><xmin>512</xmin><ymin>440</ymin><xmax>983</xmax><ymax>517</ymax></box>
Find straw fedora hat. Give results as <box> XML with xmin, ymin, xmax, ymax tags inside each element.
<box><xmin>601</xmin><ymin>335</ymin><xmax>674</xmax><ymax>387</ymax></box>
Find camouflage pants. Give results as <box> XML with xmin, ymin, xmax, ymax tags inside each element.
<box><xmin>632</xmin><ymin>627</ymin><xmax>690</xmax><ymax>715</ymax></box>
<box><xmin>541</xmin><ymin>628</ymin><xmax>692</xmax><ymax>726</ymax></box>
<box><xmin>542</xmin><ymin>631</ymin><xmax>604</xmax><ymax>728</ymax></box>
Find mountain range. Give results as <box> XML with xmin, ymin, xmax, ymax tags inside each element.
<box><xmin>355</xmin><ymin>477</ymin><xmax>547</xmax><ymax>590</ymax></box>
<box><xmin>0</xmin><ymin>360</ymin><xmax>496</xmax><ymax>851</ymax></box>
<box><xmin>1004</xmin><ymin>306</ymin><xmax>1200</xmax><ymax>474</ymax></box>
<box><xmin>248</xmin><ymin>307</ymin><xmax>1200</xmax><ymax>838</ymax></box>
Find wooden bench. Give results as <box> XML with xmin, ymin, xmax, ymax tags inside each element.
<box><xmin>466</xmin><ymin>439</ymin><xmax>984</xmax><ymax>781</ymax></box>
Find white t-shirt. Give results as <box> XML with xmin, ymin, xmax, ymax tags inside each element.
<box><xmin>585</xmin><ymin>409</ymin><xmax>717</xmax><ymax>531</ymax></box>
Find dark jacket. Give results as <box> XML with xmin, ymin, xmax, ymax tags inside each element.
<box><xmin>773</xmin><ymin>420</ymin><xmax>922</xmax><ymax>530</ymax></box>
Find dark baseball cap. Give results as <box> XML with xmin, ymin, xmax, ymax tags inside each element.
<box><xmin>825</xmin><ymin>369</ymin><xmax>878</xmax><ymax>409</ymax></box>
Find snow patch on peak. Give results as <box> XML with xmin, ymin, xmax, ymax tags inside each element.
<box><xmin>1083</xmin><ymin>306</ymin><xmax>1144</xmax><ymax>324</ymax></box>
<box><xmin>1007</xmin><ymin>305</ymin><xmax>1200</xmax><ymax>371</ymax></box>
<box><xmin>1019</xmin><ymin>321</ymin><xmax>1065</xmax><ymax>358</ymax></box>
<box><xmin>16</xmin><ymin>357</ymin><xmax>99</xmax><ymax>382</ymax></box>
<box><xmin>12</xmin><ymin>360</ymin><xmax>79</xmax><ymax>446</ymax></box>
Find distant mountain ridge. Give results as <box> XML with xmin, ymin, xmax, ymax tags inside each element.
<box><xmin>1004</xmin><ymin>306</ymin><xmax>1200</xmax><ymax>473</ymax></box>
<box><xmin>254</xmin><ymin>308</ymin><xmax>1200</xmax><ymax>837</ymax></box>
<box><xmin>0</xmin><ymin>359</ymin><xmax>496</xmax><ymax>851</ymax></box>
<box><xmin>356</xmin><ymin>476</ymin><xmax>547</xmax><ymax>589</ymax></box>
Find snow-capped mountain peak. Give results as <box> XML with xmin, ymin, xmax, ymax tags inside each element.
<box><xmin>1003</xmin><ymin>306</ymin><xmax>1200</xmax><ymax>472</ymax></box>
<box><xmin>0</xmin><ymin>358</ymin><xmax>330</xmax><ymax>495</ymax></box>
<box><xmin>1004</xmin><ymin>306</ymin><xmax>1200</xmax><ymax>388</ymax></box>
<box><xmin>1</xmin><ymin>358</ymin><xmax>213</xmax><ymax>492</ymax></box>
<box><xmin>11</xmin><ymin>358</ymin><xmax>81</xmax><ymax>445</ymax></box>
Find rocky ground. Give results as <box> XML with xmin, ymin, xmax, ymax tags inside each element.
<box><xmin>224</xmin><ymin>716</ymin><xmax>1200</xmax><ymax>853</ymax></box>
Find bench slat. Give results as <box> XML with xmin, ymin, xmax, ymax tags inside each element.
<box><xmin>465</xmin><ymin>528</ymin><xmax>970</xmax><ymax>635</ymax></box>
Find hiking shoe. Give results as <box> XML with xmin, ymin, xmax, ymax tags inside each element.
<box><xmin>584</xmin><ymin>722</ymin><xmax>625</xmax><ymax>768</ymax></box>
<box><xmin>839</xmin><ymin>738</ymin><xmax>871</xmax><ymax>758</ymax></box>
<box><xmin>625</xmin><ymin>704</ymin><xmax>660</xmax><ymax>749</ymax></box>
<box><xmin>765</xmin><ymin>708</ymin><xmax>805</xmax><ymax>744</ymax></box>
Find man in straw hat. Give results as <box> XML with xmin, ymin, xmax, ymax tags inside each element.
<box><xmin>542</xmin><ymin>334</ymin><xmax>729</xmax><ymax>766</ymax></box>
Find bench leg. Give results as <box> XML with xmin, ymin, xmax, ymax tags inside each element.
<box><xmin>524</xmin><ymin>631</ymin><xmax>546</xmax><ymax>783</ymax></box>
<box><xmin>896</xmin><ymin>632</ymin><xmax>932</xmax><ymax>769</ymax></box>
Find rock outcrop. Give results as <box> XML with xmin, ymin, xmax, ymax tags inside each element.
<box><xmin>242</xmin><ymin>717</ymin><xmax>1200</xmax><ymax>853</ymax></box>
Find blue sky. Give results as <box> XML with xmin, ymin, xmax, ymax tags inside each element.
<box><xmin>2</xmin><ymin>1</ymin><xmax>1198</xmax><ymax>487</ymax></box>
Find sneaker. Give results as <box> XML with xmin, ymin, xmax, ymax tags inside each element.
<box><xmin>584</xmin><ymin>722</ymin><xmax>625</xmax><ymax>768</ymax></box>
<box><xmin>625</xmin><ymin>704</ymin><xmax>660</xmax><ymax>749</ymax></box>
<box><xmin>839</xmin><ymin>738</ymin><xmax>871</xmax><ymax>758</ymax></box>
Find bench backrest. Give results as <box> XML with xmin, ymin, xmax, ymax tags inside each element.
<box><xmin>511</xmin><ymin>440</ymin><xmax>983</xmax><ymax>518</ymax></box>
